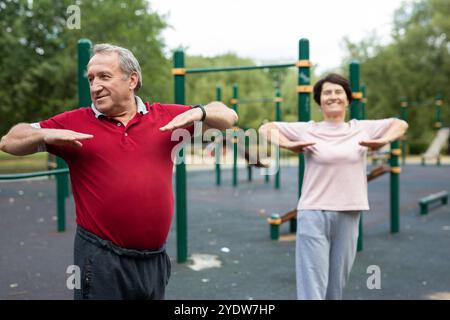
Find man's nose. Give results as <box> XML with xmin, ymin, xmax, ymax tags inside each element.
<box><xmin>90</xmin><ymin>80</ymin><xmax>102</xmax><ymax>94</ymax></box>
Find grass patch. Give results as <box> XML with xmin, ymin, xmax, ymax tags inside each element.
<box><xmin>0</xmin><ymin>151</ymin><xmax>49</xmax><ymax>174</ymax></box>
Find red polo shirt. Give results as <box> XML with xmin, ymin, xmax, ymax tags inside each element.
<box><xmin>39</xmin><ymin>102</ymin><xmax>193</xmax><ymax>250</ymax></box>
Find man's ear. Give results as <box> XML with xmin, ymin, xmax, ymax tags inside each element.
<box><xmin>129</xmin><ymin>72</ymin><xmax>139</xmax><ymax>91</ymax></box>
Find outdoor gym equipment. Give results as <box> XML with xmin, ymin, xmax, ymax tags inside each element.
<box><xmin>172</xmin><ymin>38</ymin><xmax>313</xmax><ymax>262</ymax></box>
<box><xmin>213</xmin><ymin>84</ymin><xmax>279</xmax><ymax>188</ymax></box>
<box><xmin>419</xmin><ymin>191</ymin><xmax>448</xmax><ymax>215</ymax></box>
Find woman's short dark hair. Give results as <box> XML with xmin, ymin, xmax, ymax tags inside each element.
<box><xmin>313</xmin><ymin>73</ymin><xmax>352</xmax><ymax>105</ymax></box>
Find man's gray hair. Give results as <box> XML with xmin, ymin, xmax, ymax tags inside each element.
<box><xmin>93</xmin><ymin>43</ymin><xmax>142</xmax><ymax>92</ymax></box>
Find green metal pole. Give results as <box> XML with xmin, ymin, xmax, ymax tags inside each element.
<box><xmin>400</xmin><ymin>98</ymin><xmax>408</xmax><ymax>165</ymax></box>
<box><xmin>78</xmin><ymin>39</ymin><xmax>92</xmax><ymax>107</ymax></box>
<box><xmin>275</xmin><ymin>89</ymin><xmax>282</xmax><ymax>190</ymax></box>
<box><xmin>349</xmin><ymin>61</ymin><xmax>364</xmax><ymax>251</ymax></box>
<box><xmin>173</xmin><ymin>49</ymin><xmax>188</xmax><ymax>263</ymax></box>
<box><xmin>56</xmin><ymin>173</ymin><xmax>66</xmax><ymax>232</ymax></box>
<box><xmin>435</xmin><ymin>93</ymin><xmax>442</xmax><ymax>130</ymax></box>
<box><xmin>269</xmin><ymin>214</ymin><xmax>281</xmax><ymax>240</ymax></box>
<box><xmin>56</xmin><ymin>157</ymin><xmax>68</xmax><ymax>198</ymax></box>
<box><xmin>349</xmin><ymin>61</ymin><xmax>361</xmax><ymax>120</ymax></box>
<box><xmin>246</xmin><ymin>133</ymin><xmax>252</xmax><ymax>182</ymax></box>
<box><xmin>435</xmin><ymin>94</ymin><xmax>443</xmax><ymax>166</ymax></box>
<box><xmin>390</xmin><ymin>140</ymin><xmax>400</xmax><ymax>233</ymax></box>
<box><xmin>360</xmin><ymin>84</ymin><xmax>367</xmax><ymax>120</ymax></box>
<box><xmin>232</xmin><ymin>83</ymin><xmax>239</xmax><ymax>187</ymax></box>
<box><xmin>295</xmin><ymin>38</ymin><xmax>311</xmax><ymax>233</ymax></box>
<box><xmin>215</xmin><ymin>86</ymin><xmax>222</xmax><ymax>186</ymax></box>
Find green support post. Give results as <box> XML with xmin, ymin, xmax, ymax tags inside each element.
<box><xmin>232</xmin><ymin>84</ymin><xmax>239</xmax><ymax>187</ymax></box>
<box><xmin>390</xmin><ymin>140</ymin><xmax>400</xmax><ymax>233</ymax></box>
<box><xmin>435</xmin><ymin>93</ymin><xmax>443</xmax><ymax>130</ymax></box>
<box><xmin>400</xmin><ymin>98</ymin><xmax>408</xmax><ymax>165</ymax></box>
<box><xmin>173</xmin><ymin>49</ymin><xmax>188</xmax><ymax>263</ymax></box>
<box><xmin>264</xmin><ymin>169</ymin><xmax>269</xmax><ymax>184</ymax></box>
<box><xmin>78</xmin><ymin>39</ymin><xmax>92</xmax><ymax>107</ymax></box>
<box><xmin>215</xmin><ymin>86</ymin><xmax>222</xmax><ymax>186</ymax></box>
<box><xmin>360</xmin><ymin>84</ymin><xmax>367</xmax><ymax>120</ymax></box>
<box><xmin>349</xmin><ymin>61</ymin><xmax>361</xmax><ymax>120</ymax></box>
<box><xmin>295</xmin><ymin>39</ymin><xmax>311</xmax><ymax>233</ymax></box>
<box><xmin>435</xmin><ymin>93</ymin><xmax>443</xmax><ymax>166</ymax></box>
<box><xmin>275</xmin><ymin>89</ymin><xmax>282</xmax><ymax>190</ymax></box>
<box><xmin>246</xmin><ymin>133</ymin><xmax>252</xmax><ymax>182</ymax></box>
<box><xmin>269</xmin><ymin>214</ymin><xmax>281</xmax><ymax>240</ymax></box>
<box><xmin>56</xmin><ymin>172</ymin><xmax>66</xmax><ymax>232</ymax></box>
<box><xmin>349</xmin><ymin>61</ymin><xmax>364</xmax><ymax>251</ymax></box>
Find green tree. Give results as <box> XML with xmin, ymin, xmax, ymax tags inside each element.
<box><xmin>341</xmin><ymin>0</ymin><xmax>450</xmax><ymax>154</ymax></box>
<box><xmin>0</xmin><ymin>0</ymin><xmax>170</xmax><ymax>134</ymax></box>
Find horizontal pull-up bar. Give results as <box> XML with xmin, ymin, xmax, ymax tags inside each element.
<box><xmin>184</xmin><ymin>63</ymin><xmax>296</xmax><ymax>74</ymax></box>
<box><xmin>238</xmin><ymin>98</ymin><xmax>277</xmax><ymax>104</ymax></box>
<box><xmin>0</xmin><ymin>168</ymin><xmax>69</xmax><ymax>180</ymax></box>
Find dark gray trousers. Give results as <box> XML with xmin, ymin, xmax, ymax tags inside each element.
<box><xmin>74</xmin><ymin>225</ymin><xmax>171</xmax><ymax>300</ymax></box>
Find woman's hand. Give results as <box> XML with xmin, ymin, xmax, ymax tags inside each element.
<box><xmin>359</xmin><ymin>139</ymin><xmax>390</xmax><ymax>150</ymax></box>
<box><xmin>281</xmin><ymin>141</ymin><xmax>315</xmax><ymax>153</ymax></box>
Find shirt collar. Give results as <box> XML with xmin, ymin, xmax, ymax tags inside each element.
<box><xmin>91</xmin><ymin>96</ymin><xmax>148</xmax><ymax>119</ymax></box>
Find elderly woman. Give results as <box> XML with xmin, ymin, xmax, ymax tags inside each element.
<box><xmin>259</xmin><ymin>73</ymin><xmax>408</xmax><ymax>300</ymax></box>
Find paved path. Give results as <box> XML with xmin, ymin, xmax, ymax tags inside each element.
<box><xmin>1</xmin><ymin>164</ymin><xmax>449</xmax><ymax>299</ymax></box>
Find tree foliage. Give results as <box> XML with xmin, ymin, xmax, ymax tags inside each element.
<box><xmin>341</xmin><ymin>0</ymin><xmax>450</xmax><ymax>153</ymax></box>
<box><xmin>1</xmin><ymin>0</ymin><xmax>448</xmax><ymax>155</ymax></box>
<box><xmin>0</xmin><ymin>0</ymin><xmax>170</xmax><ymax>134</ymax></box>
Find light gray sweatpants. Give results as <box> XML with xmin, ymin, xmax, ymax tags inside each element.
<box><xmin>296</xmin><ymin>210</ymin><xmax>361</xmax><ymax>300</ymax></box>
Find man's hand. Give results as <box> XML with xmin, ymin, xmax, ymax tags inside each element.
<box><xmin>43</xmin><ymin>129</ymin><xmax>94</xmax><ymax>148</ymax></box>
<box><xmin>281</xmin><ymin>141</ymin><xmax>315</xmax><ymax>153</ymax></box>
<box><xmin>359</xmin><ymin>139</ymin><xmax>390</xmax><ymax>150</ymax></box>
<box><xmin>159</xmin><ymin>108</ymin><xmax>202</xmax><ymax>132</ymax></box>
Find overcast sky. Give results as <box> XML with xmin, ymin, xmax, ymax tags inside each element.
<box><xmin>149</xmin><ymin>0</ymin><xmax>408</xmax><ymax>73</ymax></box>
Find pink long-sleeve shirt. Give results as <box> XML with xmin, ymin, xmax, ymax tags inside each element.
<box><xmin>275</xmin><ymin>119</ymin><xmax>394</xmax><ymax>211</ymax></box>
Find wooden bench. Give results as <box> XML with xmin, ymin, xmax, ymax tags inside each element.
<box><xmin>419</xmin><ymin>191</ymin><xmax>448</xmax><ymax>215</ymax></box>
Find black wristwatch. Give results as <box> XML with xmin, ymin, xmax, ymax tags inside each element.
<box><xmin>192</xmin><ymin>104</ymin><xmax>206</xmax><ymax>122</ymax></box>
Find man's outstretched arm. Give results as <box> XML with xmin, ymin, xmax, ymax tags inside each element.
<box><xmin>0</xmin><ymin>123</ymin><xmax>93</xmax><ymax>156</ymax></box>
<box><xmin>159</xmin><ymin>102</ymin><xmax>238</xmax><ymax>132</ymax></box>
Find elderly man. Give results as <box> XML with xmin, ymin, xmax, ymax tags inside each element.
<box><xmin>0</xmin><ymin>44</ymin><xmax>238</xmax><ymax>300</ymax></box>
